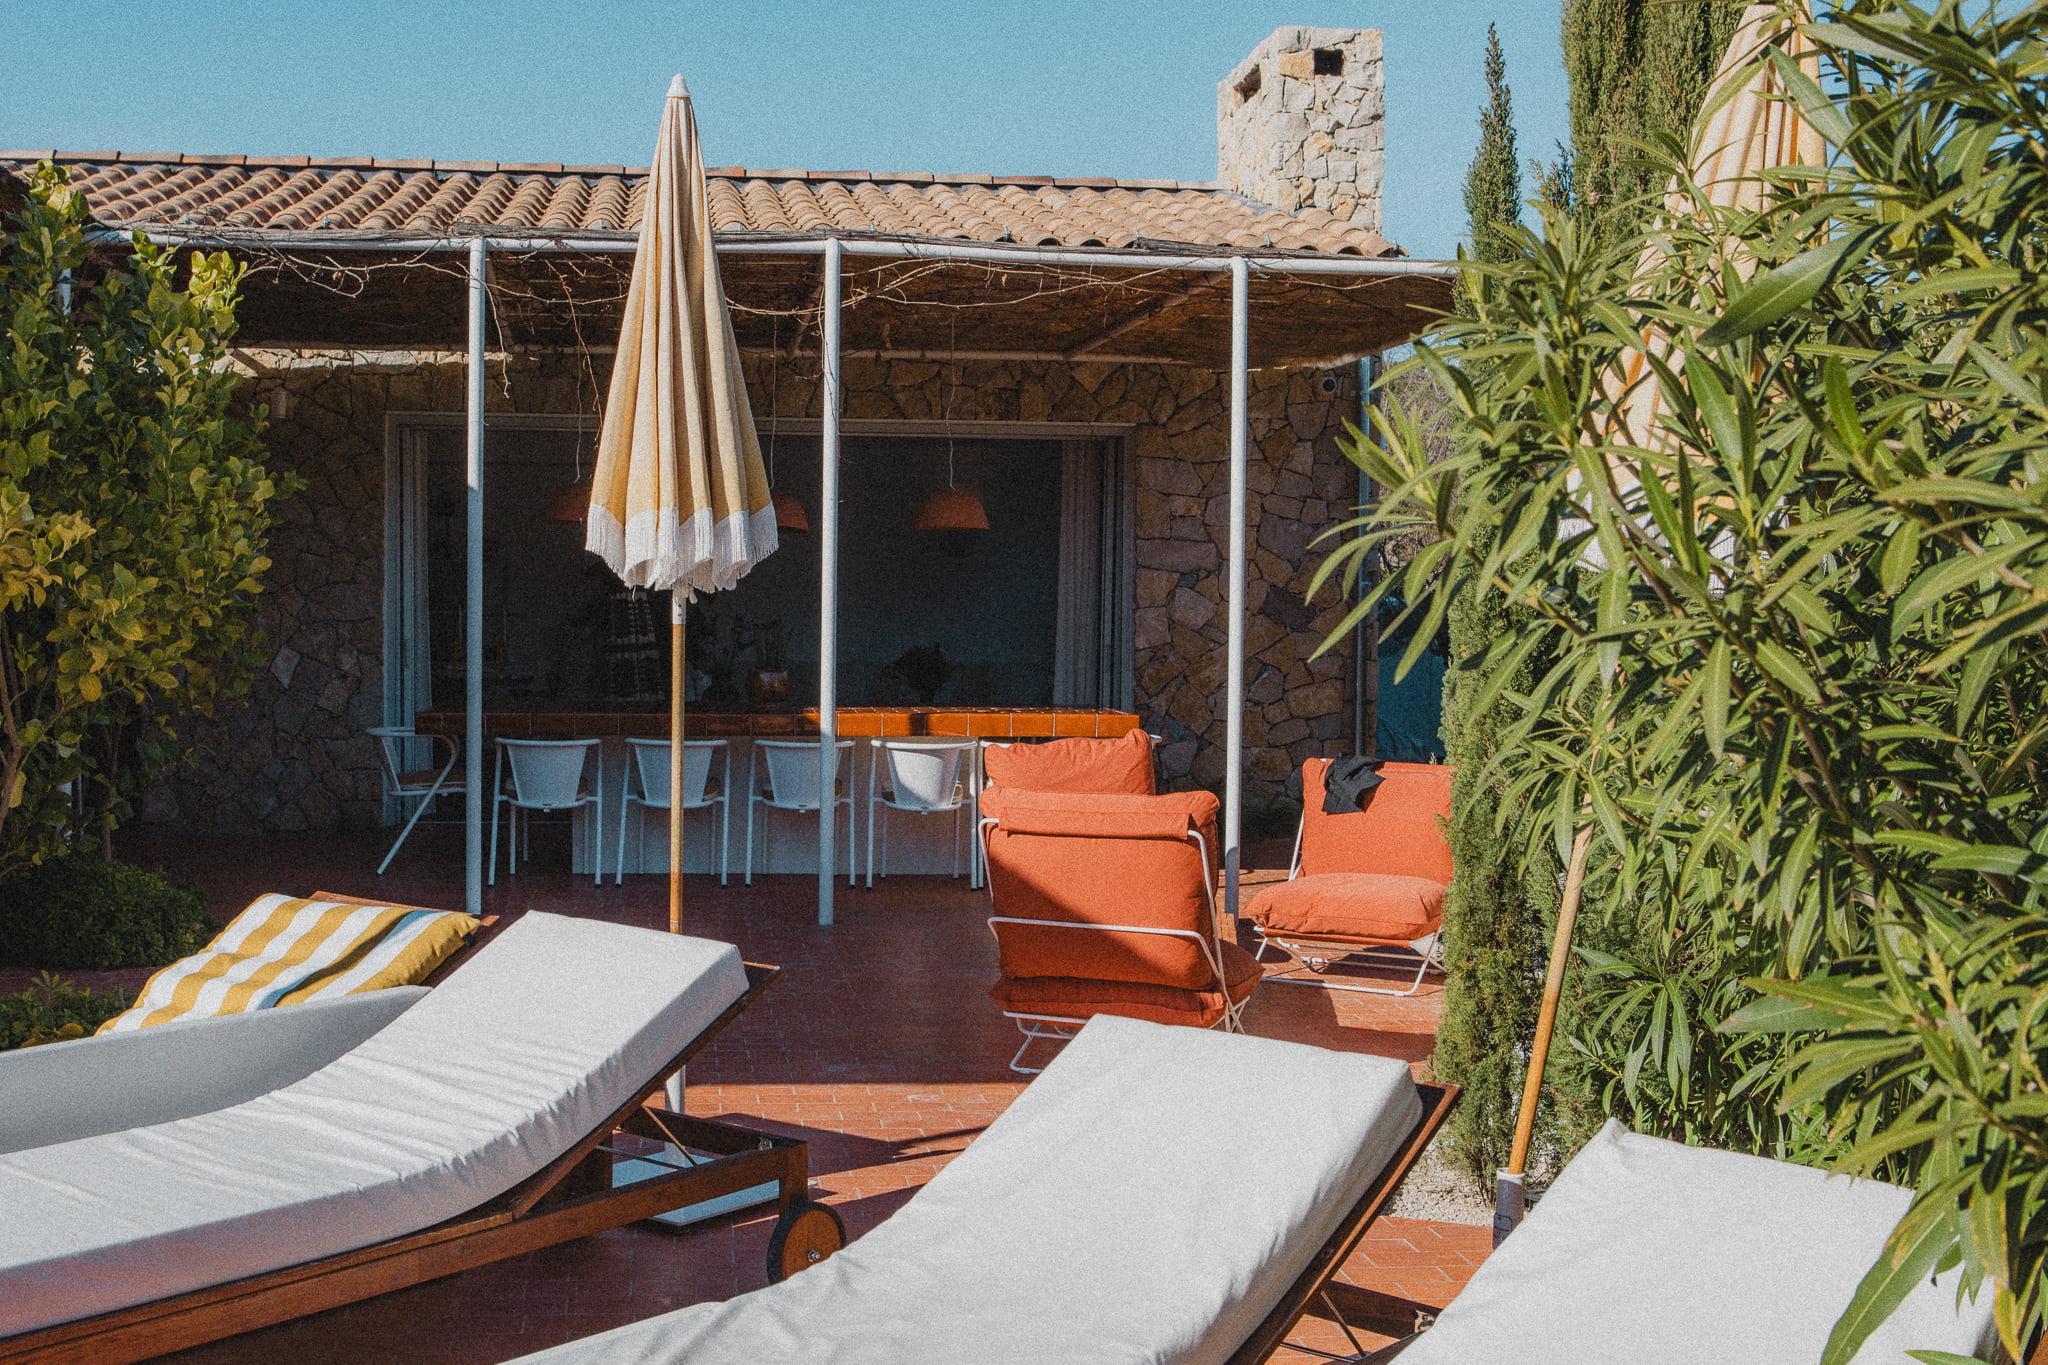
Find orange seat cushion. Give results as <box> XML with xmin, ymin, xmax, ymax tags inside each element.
<box><xmin>1246</xmin><ymin>872</ymin><xmax>1446</xmax><ymax>944</ymax></box>
<box><xmin>991</xmin><ymin>941</ymin><xmax>1262</xmax><ymax>1029</ymax></box>
<box><xmin>982</xmin><ymin>730</ymin><xmax>1155</xmax><ymax>797</ymax></box>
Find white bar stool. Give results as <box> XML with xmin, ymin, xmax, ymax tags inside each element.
<box><xmin>367</xmin><ymin>725</ymin><xmax>463</xmax><ymax>875</ymax></box>
<box><xmin>618</xmin><ymin>738</ymin><xmax>731</xmax><ymax>885</ymax></box>
<box><xmin>746</xmin><ymin>739</ymin><xmax>856</xmax><ymax>886</ymax></box>
<box><xmin>490</xmin><ymin>738</ymin><xmax>604</xmax><ymax>886</ymax></box>
<box><xmin>865</xmin><ymin>739</ymin><xmax>979</xmax><ymax>888</ymax></box>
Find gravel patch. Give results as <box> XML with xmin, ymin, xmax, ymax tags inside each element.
<box><xmin>1386</xmin><ymin>1132</ymin><xmax>1495</xmax><ymax>1225</ymax></box>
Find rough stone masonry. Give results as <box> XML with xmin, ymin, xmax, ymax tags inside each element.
<box><xmin>1216</xmin><ymin>25</ymin><xmax>1387</xmax><ymax>238</ymax></box>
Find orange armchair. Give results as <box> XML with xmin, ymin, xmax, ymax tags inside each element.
<box><xmin>981</xmin><ymin>788</ymin><xmax>1255</xmax><ymax>1072</ymax></box>
<box><xmin>1244</xmin><ymin>759</ymin><xmax>1454</xmax><ymax>996</ymax></box>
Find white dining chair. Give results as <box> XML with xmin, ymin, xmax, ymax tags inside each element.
<box><xmin>367</xmin><ymin>724</ymin><xmax>464</xmax><ymax>875</ymax></box>
<box><xmin>865</xmin><ymin>739</ymin><xmax>979</xmax><ymax>888</ymax></box>
<box><xmin>746</xmin><ymin>739</ymin><xmax>857</xmax><ymax>886</ymax></box>
<box><xmin>617</xmin><ymin>738</ymin><xmax>730</xmax><ymax>886</ymax></box>
<box><xmin>490</xmin><ymin>737</ymin><xmax>604</xmax><ymax>886</ymax></box>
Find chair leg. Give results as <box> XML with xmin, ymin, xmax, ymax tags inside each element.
<box><xmin>592</xmin><ymin>790</ymin><xmax>604</xmax><ymax>886</ymax></box>
<box><xmin>379</xmin><ymin>781</ymin><xmax>439</xmax><ymax>876</ymax></box>
<box><xmin>744</xmin><ymin>798</ymin><xmax>756</xmax><ymax>886</ymax></box>
<box><xmin>865</xmin><ymin>797</ymin><xmax>878</xmax><ymax>890</ymax></box>
<box><xmin>718</xmin><ymin>797</ymin><xmax>730</xmax><ymax>887</ymax></box>
<box><xmin>615</xmin><ymin>795</ymin><xmax>631</xmax><ymax>886</ymax></box>
<box><xmin>951</xmin><ymin>806</ymin><xmax>962</xmax><ymax>879</ymax></box>
<box><xmin>488</xmin><ymin>795</ymin><xmax>501</xmax><ymax>887</ymax></box>
<box><xmin>845</xmin><ymin>802</ymin><xmax>857</xmax><ymax>888</ymax></box>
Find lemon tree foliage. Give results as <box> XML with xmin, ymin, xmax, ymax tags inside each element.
<box><xmin>1318</xmin><ymin>3</ymin><xmax>2048</xmax><ymax>1360</ymax></box>
<box><xmin>0</xmin><ymin>166</ymin><xmax>292</xmax><ymax>874</ymax></box>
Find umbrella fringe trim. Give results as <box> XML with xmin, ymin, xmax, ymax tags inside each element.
<box><xmin>587</xmin><ymin>502</ymin><xmax>779</xmax><ymax>602</ymax></box>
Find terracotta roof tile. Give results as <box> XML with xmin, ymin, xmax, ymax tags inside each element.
<box><xmin>2</xmin><ymin>150</ymin><xmax>1404</xmax><ymax>258</ymax></box>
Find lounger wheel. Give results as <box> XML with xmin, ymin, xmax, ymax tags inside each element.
<box><xmin>765</xmin><ymin>1200</ymin><xmax>845</xmax><ymax>1283</ymax></box>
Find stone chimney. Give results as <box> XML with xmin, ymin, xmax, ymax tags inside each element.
<box><xmin>1217</xmin><ymin>26</ymin><xmax>1386</xmax><ymax>237</ymax></box>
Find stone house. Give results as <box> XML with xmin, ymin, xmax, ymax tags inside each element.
<box><xmin>0</xmin><ymin>25</ymin><xmax>1447</xmax><ymax>841</ymax></box>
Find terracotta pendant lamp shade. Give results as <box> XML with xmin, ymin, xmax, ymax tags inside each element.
<box><xmin>912</xmin><ymin>487</ymin><xmax>990</xmax><ymax>531</ymax></box>
<box><xmin>547</xmin><ymin>475</ymin><xmax>594</xmax><ymax>523</ymax></box>
<box><xmin>773</xmin><ymin>490</ymin><xmax>811</xmax><ymax>532</ymax></box>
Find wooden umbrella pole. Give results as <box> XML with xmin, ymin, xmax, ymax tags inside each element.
<box><xmin>1494</xmin><ymin>823</ymin><xmax>1594</xmax><ymax>1245</ymax></box>
<box><xmin>669</xmin><ymin>611</ymin><xmax>684</xmax><ymax>935</ymax></box>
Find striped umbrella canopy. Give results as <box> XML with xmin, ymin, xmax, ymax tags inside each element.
<box><xmin>588</xmin><ymin>75</ymin><xmax>778</xmax><ymax>933</ymax></box>
<box><xmin>1498</xmin><ymin>0</ymin><xmax>1825</xmax><ymax>1243</ymax></box>
<box><xmin>1607</xmin><ymin>1</ymin><xmax>1826</xmax><ymax>451</ymax></box>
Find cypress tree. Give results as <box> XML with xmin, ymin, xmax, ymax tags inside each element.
<box><xmin>1433</xmin><ymin>26</ymin><xmax>1561</xmax><ymax>1187</ymax></box>
<box><xmin>1463</xmin><ymin>26</ymin><xmax>1522</xmax><ymax>269</ymax></box>
<box><xmin>1559</xmin><ymin>0</ymin><xmax>1742</xmax><ymax>237</ymax></box>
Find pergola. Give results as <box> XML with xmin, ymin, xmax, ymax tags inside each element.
<box><xmin>57</xmin><ymin>168</ymin><xmax>1455</xmax><ymax>923</ymax></box>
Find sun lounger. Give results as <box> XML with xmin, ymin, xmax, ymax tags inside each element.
<box><xmin>512</xmin><ymin>1014</ymin><xmax>1457</xmax><ymax>1365</ymax></box>
<box><xmin>0</xmin><ymin>912</ymin><xmax>827</xmax><ymax>1365</ymax></box>
<box><xmin>1384</xmin><ymin>1119</ymin><xmax>1998</xmax><ymax>1364</ymax></box>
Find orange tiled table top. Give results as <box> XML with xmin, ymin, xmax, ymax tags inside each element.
<box><xmin>414</xmin><ymin>707</ymin><xmax>1143</xmax><ymax>742</ymax></box>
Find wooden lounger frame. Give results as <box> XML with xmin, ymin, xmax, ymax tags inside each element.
<box><xmin>1</xmin><ymin>945</ymin><xmax>807</xmax><ymax>1365</ymax></box>
<box><xmin>1230</xmin><ymin>1080</ymin><xmax>1459</xmax><ymax>1365</ymax></box>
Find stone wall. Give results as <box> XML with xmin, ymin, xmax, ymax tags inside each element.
<box><xmin>1217</xmin><ymin>26</ymin><xmax>1386</xmax><ymax>236</ymax></box>
<box><xmin>143</xmin><ymin>352</ymin><xmax>1362</xmax><ymax>833</ymax></box>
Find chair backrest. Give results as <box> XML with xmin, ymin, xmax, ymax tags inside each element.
<box><xmin>628</xmin><ymin>739</ymin><xmax>718</xmax><ymax>806</ymax></box>
<box><xmin>984</xmin><ymin>789</ymin><xmax>1222</xmax><ymax>992</ymax></box>
<box><xmin>758</xmin><ymin>739</ymin><xmax>852</xmax><ymax>805</ymax></box>
<box><xmin>1299</xmin><ymin>759</ymin><xmax>1454</xmax><ymax>884</ymax></box>
<box><xmin>366</xmin><ymin>725</ymin><xmax>413</xmax><ymax>795</ymax></box>
<box><xmin>980</xmin><ymin>729</ymin><xmax>1155</xmax><ymax>799</ymax></box>
<box><xmin>501</xmin><ymin>739</ymin><xmax>596</xmax><ymax>808</ymax></box>
<box><xmin>878</xmin><ymin>741</ymin><xmax>969</xmax><ymax>810</ymax></box>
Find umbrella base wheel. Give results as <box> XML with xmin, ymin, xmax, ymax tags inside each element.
<box><xmin>766</xmin><ymin>1200</ymin><xmax>846</xmax><ymax>1282</ymax></box>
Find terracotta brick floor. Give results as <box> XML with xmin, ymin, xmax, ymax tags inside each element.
<box><xmin>37</xmin><ymin>825</ymin><xmax>1489</xmax><ymax>1363</ymax></box>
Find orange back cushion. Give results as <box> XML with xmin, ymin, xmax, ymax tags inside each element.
<box><xmin>981</xmin><ymin>730</ymin><xmax>1156</xmax><ymax>797</ymax></box>
<box><xmin>1300</xmin><ymin>759</ymin><xmax>1454</xmax><ymax>884</ymax></box>
<box><xmin>984</xmin><ymin>790</ymin><xmax>1219</xmax><ymax>991</ymax></box>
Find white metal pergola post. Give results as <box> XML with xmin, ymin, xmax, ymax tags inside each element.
<box><xmin>463</xmin><ymin>237</ymin><xmax>487</xmax><ymax>918</ymax></box>
<box><xmin>1224</xmin><ymin>257</ymin><xmax>1250</xmax><ymax>920</ymax></box>
<box><xmin>817</xmin><ymin>238</ymin><xmax>844</xmax><ymax>925</ymax></box>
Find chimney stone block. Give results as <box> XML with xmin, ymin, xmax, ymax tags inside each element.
<box><xmin>1216</xmin><ymin>25</ymin><xmax>1385</xmax><ymax>236</ymax></box>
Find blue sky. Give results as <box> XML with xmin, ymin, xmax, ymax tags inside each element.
<box><xmin>0</xmin><ymin>1</ymin><xmax>1567</xmax><ymax>260</ymax></box>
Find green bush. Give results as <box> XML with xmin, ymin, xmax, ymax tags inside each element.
<box><xmin>0</xmin><ymin>971</ymin><xmax>130</xmax><ymax>1050</ymax></box>
<box><xmin>1325</xmin><ymin>3</ymin><xmax>2047</xmax><ymax>1358</ymax></box>
<box><xmin>0</xmin><ymin>854</ymin><xmax>210</xmax><ymax>970</ymax></box>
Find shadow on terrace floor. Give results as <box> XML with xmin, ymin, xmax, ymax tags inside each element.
<box><xmin>44</xmin><ymin>824</ymin><xmax>1472</xmax><ymax>1364</ymax></box>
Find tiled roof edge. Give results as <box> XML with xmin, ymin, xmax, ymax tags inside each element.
<box><xmin>0</xmin><ymin>150</ymin><xmax>1226</xmax><ymax>193</ymax></box>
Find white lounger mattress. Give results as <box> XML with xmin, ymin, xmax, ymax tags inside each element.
<box><xmin>0</xmin><ymin>912</ymin><xmax>748</xmax><ymax>1336</ymax></box>
<box><xmin>1397</xmin><ymin>1120</ymin><xmax>1995</xmax><ymax>1364</ymax></box>
<box><xmin>518</xmin><ymin>1015</ymin><xmax>1424</xmax><ymax>1365</ymax></box>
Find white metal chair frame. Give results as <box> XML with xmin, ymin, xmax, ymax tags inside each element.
<box><xmin>864</xmin><ymin>740</ymin><xmax>979</xmax><ymax>889</ymax></box>
<box><xmin>745</xmin><ymin>739</ymin><xmax>858</xmax><ymax>887</ymax></box>
<box><xmin>489</xmin><ymin>738</ymin><xmax>604</xmax><ymax>886</ymax></box>
<box><xmin>617</xmin><ymin>738</ymin><xmax>731</xmax><ymax>887</ymax></box>
<box><xmin>367</xmin><ymin>725</ymin><xmax>464</xmax><ymax>875</ymax></box>
<box><xmin>1249</xmin><ymin>815</ymin><xmax>1447</xmax><ymax>997</ymax></box>
<box><xmin>981</xmin><ymin>818</ymin><xmax>1247</xmax><ymax>1074</ymax></box>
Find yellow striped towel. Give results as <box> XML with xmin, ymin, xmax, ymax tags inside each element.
<box><xmin>97</xmin><ymin>893</ymin><xmax>481</xmax><ymax>1034</ymax></box>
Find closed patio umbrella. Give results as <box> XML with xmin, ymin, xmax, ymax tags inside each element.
<box><xmin>1495</xmin><ymin>0</ymin><xmax>1823</xmax><ymax>1244</ymax></box>
<box><xmin>587</xmin><ymin>75</ymin><xmax>778</xmax><ymax>938</ymax></box>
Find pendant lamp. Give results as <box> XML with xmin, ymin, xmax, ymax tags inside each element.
<box><xmin>764</xmin><ymin>320</ymin><xmax>809</xmax><ymax>532</ymax></box>
<box><xmin>547</xmin><ymin>435</ymin><xmax>596</xmax><ymax>523</ymax></box>
<box><xmin>914</xmin><ymin>334</ymin><xmax>989</xmax><ymax>531</ymax></box>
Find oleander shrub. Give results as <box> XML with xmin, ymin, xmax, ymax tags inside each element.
<box><xmin>0</xmin><ymin>853</ymin><xmax>210</xmax><ymax>970</ymax></box>
<box><xmin>1321</xmin><ymin>2</ymin><xmax>2048</xmax><ymax>1359</ymax></box>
